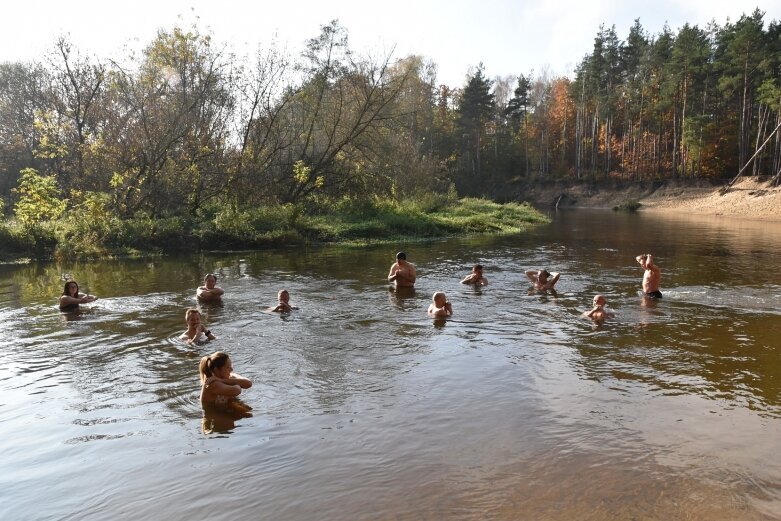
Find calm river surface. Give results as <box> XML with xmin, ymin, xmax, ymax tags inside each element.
<box><xmin>2</xmin><ymin>209</ymin><xmax>781</xmax><ymax>520</ymax></box>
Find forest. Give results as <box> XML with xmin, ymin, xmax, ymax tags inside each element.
<box><xmin>0</xmin><ymin>10</ymin><xmax>779</xmax><ymax>256</ymax></box>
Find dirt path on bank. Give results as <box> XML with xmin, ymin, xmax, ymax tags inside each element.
<box><xmin>522</xmin><ymin>177</ymin><xmax>781</xmax><ymax>221</ymax></box>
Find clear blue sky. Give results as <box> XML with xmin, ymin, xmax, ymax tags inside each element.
<box><xmin>3</xmin><ymin>0</ymin><xmax>780</xmax><ymax>86</ymax></box>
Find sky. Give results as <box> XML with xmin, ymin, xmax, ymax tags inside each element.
<box><xmin>2</xmin><ymin>0</ymin><xmax>780</xmax><ymax>87</ymax></box>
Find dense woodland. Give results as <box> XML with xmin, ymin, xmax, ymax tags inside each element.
<box><xmin>1</xmin><ymin>10</ymin><xmax>780</xmax><ymax>225</ymax></box>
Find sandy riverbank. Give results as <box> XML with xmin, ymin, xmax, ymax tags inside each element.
<box><xmin>519</xmin><ymin>177</ymin><xmax>781</xmax><ymax>221</ymax></box>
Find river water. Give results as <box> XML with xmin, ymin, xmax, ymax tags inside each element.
<box><xmin>2</xmin><ymin>209</ymin><xmax>780</xmax><ymax>520</ymax></box>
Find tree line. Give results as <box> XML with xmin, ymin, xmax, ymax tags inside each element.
<box><xmin>1</xmin><ymin>10</ymin><xmax>779</xmax><ymax>224</ymax></box>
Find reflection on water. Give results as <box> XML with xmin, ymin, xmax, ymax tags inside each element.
<box><xmin>2</xmin><ymin>210</ymin><xmax>781</xmax><ymax>520</ymax></box>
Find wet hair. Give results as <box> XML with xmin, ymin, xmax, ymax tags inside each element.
<box><xmin>199</xmin><ymin>351</ymin><xmax>230</xmax><ymax>383</ymax></box>
<box><xmin>62</xmin><ymin>280</ymin><xmax>79</xmax><ymax>296</ymax></box>
<box><xmin>432</xmin><ymin>291</ymin><xmax>447</xmax><ymax>303</ymax></box>
<box><xmin>185</xmin><ymin>308</ymin><xmax>201</xmax><ymax>321</ymax></box>
<box><xmin>396</xmin><ymin>251</ymin><xmax>407</xmax><ymax>260</ymax></box>
<box><xmin>473</xmin><ymin>264</ymin><xmax>483</xmax><ymax>271</ymax></box>
<box><xmin>203</xmin><ymin>273</ymin><xmax>217</xmax><ymax>283</ymax></box>
<box><xmin>540</xmin><ymin>270</ymin><xmax>550</xmax><ymax>278</ymax></box>
<box><xmin>278</xmin><ymin>289</ymin><xmax>289</xmax><ymax>299</ymax></box>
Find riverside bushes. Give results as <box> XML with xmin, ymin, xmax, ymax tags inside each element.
<box><xmin>0</xmin><ymin>194</ymin><xmax>548</xmax><ymax>260</ymax></box>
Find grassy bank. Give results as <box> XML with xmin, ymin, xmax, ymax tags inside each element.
<box><xmin>0</xmin><ymin>194</ymin><xmax>548</xmax><ymax>261</ymax></box>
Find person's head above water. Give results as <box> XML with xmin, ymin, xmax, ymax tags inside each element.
<box><xmin>593</xmin><ymin>294</ymin><xmax>606</xmax><ymax>307</ymax></box>
<box><xmin>396</xmin><ymin>251</ymin><xmax>407</xmax><ymax>261</ymax></box>
<box><xmin>185</xmin><ymin>308</ymin><xmax>202</xmax><ymax>325</ymax></box>
<box><xmin>278</xmin><ymin>289</ymin><xmax>290</xmax><ymax>302</ymax></box>
<box><xmin>199</xmin><ymin>351</ymin><xmax>231</xmax><ymax>382</ymax></box>
<box><xmin>63</xmin><ymin>280</ymin><xmax>79</xmax><ymax>296</ymax></box>
<box><xmin>203</xmin><ymin>273</ymin><xmax>217</xmax><ymax>287</ymax></box>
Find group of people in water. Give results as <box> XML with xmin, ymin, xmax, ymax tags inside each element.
<box><xmin>388</xmin><ymin>250</ymin><xmax>661</xmax><ymax>321</ymax></box>
<box><xmin>58</xmin><ymin>250</ymin><xmax>662</xmax><ymax>416</ymax></box>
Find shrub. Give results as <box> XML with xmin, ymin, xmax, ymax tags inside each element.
<box><xmin>12</xmin><ymin>168</ymin><xmax>67</xmax><ymax>224</ymax></box>
<box><xmin>613</xmin><ymin>200</ymin><xmax>642</xmax><ymax>212</ymax></box>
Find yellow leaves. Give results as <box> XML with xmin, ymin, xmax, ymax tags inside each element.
<box><xmin>293</xmin><ymin>160</ymin><xmax>311</xmax><ymax>185</ymax></box>
<box><xmin>110</xmin><ymin>172</ymin><xmax>126</xmax><ymax>189</ymax></box>
<box><xmin>32</xmin><ymin>110</ymin><xmax>70</xmax><ymax>160</ymax></box>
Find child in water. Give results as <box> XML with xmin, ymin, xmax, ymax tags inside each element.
<box><xmin>199</xmin><ymin>351</ymin><xmax>252</xmax><ymax>413</ymax></box>
<box><xmin>427</xmin><ymin>292</ymin><xmax>453</xmax><ymax>318</ymax></box>
<box><xmin>181</xmin><ymin>308</ymin><xmax>217</xmax><ymax>345</ymax></box>
<box><xmin>270</xmin><ymin>289</ymin><xmax>296</xmax><ymax>313</ymax></box>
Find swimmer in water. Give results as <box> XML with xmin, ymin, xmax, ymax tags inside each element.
<box><xmin>270</xmin><ymin>289</ymin><xmax>297</xmax><ymax>313</ymax></box>
<box><xmin>199</xmin><ymin>351</ymin><xmax>252</xmax><ymax>414</ymax></box>
<box><xmin>197</xmin><ymin>273</ymin><xmax>224</xmax><ymax>302</ymax></box>
<box><xmin>525</xmin><ymin>269</ymin><xmax>560</xmax><ymax>291</ymax></box>
<box><xmin>427</xmin><ymin>291</ymin><xmax>453</xmax><ymax>318</ymax></box>
<box><xmin>181</xmin><ymin>308</ymin><xmax>216</xmax><ymax>345</ymax></box>
<box><xmin>583</xmin><ymin>294</ymin><xmax>614</xmax><ymax>322</ymax></box>
<box><xmin>461</xmin><ymin>264</ymin><xmax>488</xmax><ymax>286</ymax></box>
<box><xmin>59</xmin><ymin>280</ymin><xmax>97</xmax><ymax>310</ymax></box>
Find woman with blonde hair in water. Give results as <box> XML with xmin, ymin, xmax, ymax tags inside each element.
<box><xmin>199</xmin><ymin>351</ymin><xmax>252</xmax><ymax>415</ymax></box>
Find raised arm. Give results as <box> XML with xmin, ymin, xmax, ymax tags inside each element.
<box><xmin>525</xmin><ymin>270</ymin><xmax>538</xmax><ymax>282</ymax></box>
<box><xmin>547</xmin><ymin>272</ymin><xmax>561</xmax><ymax>288</ymax></box>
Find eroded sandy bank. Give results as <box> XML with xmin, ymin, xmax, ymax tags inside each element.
<box><xmin>520</xmin><ymin>177</ymin><xmax>781</xmax><ymax>222</ymax></box>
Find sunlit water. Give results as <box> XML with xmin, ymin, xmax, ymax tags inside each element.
<box><xmin>2</xmin><ymin>209</ymin><xmax>781</xmax><ymax>520</ymax></box>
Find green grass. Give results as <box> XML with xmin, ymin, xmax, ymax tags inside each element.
<box><xmin>0</xmin><ymin>194</ymin><xmax>549</xmax><ymax>260</ymax></box>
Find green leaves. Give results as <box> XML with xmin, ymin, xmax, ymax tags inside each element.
<box><xmin>12</xmin><ymin>168</ymin><xmax>67</xmax><ymax>225</ymax></box>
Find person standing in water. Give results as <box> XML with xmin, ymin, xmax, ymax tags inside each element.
<box><xmin>636</xmin><ymin>253</ymin><xmax>662</xmax><ymax>298</ymax></box>
<box><xmin>583</xmin><ymin>294</ymin><xmax>614</xmax><ymax>322</ymax></box>
<box><xmin>181</xmin><ymin>308</ymin><xmax>216</xmax><ymax>345</ymax></box>
<box><xmin>427</xmin><ymin>292</ymin><xmax>453</xmax><ymax>318</ymax></box>
<box><xmin>270</xmin><ymin>289</ymin><xmax>296</xmax><ymax>313</ymax></box>
<box><xmin>461</xmin><ymin>264</ymin><xmax>488</xmax><ymax>286</ymax></box>
<box><xmin>59</xmin><ymin>281</ymin><xmax>97</xmax><ymax>310</ymax></box>
<box><xmin>388</xmin><ymin>251</ymin><xmax>416</xmax><ymax>288</ymax></box>
<box><xmin>525</xmin><ymin>269</ymin><xmax>560</xmax><ymax>291</ymax></box>
<box><xmin>197</xmin><ymin>273</ymin><xmax>224</xmax><ymax>302</ymax></box>
<box><xmin>199</xmin><ymin>351</ymin><xmax>252</xmax><ymax>413</ymax></box>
